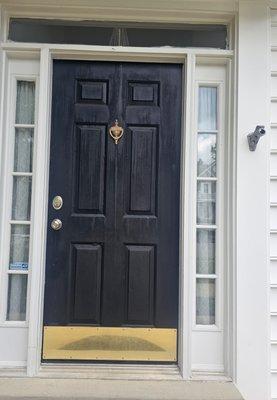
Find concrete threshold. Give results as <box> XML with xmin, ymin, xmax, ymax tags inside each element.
<box><xmin>0</xmin><ymin>378</ymin><xmax>243</xmax><ymax>400</ymax></box>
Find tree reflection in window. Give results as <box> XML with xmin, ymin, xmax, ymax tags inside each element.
<box><xmin>197</xmin><ymin>133</ymin><xmax>217</xmax><ymax>177</ymax></box>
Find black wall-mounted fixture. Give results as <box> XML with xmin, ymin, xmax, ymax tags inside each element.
<box><xmin>247</xmin><ymin>125</ymin><xmax>266</xmax><ymax>151</ymax></box>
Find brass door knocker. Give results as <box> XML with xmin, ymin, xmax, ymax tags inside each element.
<box><xmin>109</xmin><ymin>120</ymin><xmax>124</xmax><ymax>144</ymax></box>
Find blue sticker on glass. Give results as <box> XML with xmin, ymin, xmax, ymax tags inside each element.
<box><xmin>10</xmin><ymin>262</ymin><xmax>28</xmax><ymax>270</ymax></box>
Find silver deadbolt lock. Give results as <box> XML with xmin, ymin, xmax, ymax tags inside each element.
<box><xmin>52</xmin><ymin>195</ymin><xmax>63</xmax><ymax>210</ymax></box>
<box><xmin>51</xmin><ymin>219</ymin><xmax>62</xmax><ymax>231</ymax></box>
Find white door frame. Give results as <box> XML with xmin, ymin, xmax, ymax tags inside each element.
<box><xmin>0</xmin><ymin>43</ymin><xmax>233</xmax><ymax>381</ymax></box>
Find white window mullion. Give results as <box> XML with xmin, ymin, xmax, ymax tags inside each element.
<box><xmin>10</xmin><ymin>220</ymin><xmax>31</xmax><ymax>225</ymax></box>
<box><xmin>14</xmin><ymin>124</ymin><xmax>35</xmax><ymax>128</ymax></box>
<box><xmin>12</xmin><ymin>172</ymin><xmax>33</xmax><ymax>177</ymax></box>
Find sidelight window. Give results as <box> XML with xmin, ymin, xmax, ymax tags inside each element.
<box><xmin>196</xmin><ymin>86</ymin><xmax>218</xmax><ymax>326</ymax></box>
<box><xmin>6</xmin><ymin>80</ymin><xmax>36</xmax><ymax>321</ymax></box>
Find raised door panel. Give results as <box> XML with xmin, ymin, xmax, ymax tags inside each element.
<box><xmin>76</xmin><ymin>80</ymin><xmax>109</xmax><ymax>104</ymax></box>
<box><xmin>127</xmin><ymin>126</ymin><xmax>157</xmax><ymax>215</ymax></box>
<box><xmin>71</xmin><ymin>244</ymin><xmax>102</xmax><ymax>323</ymax></box>
<box><xmin>128</xmin><ymin>81</ymin><xmax>159</xmax><ymax>106</ymax></box>
<box><xmin>75</xmin><ymin>125</ymin><xmax>106</xmax><ymax>214</ymax></box>
<box><xmin>126</xmin><ymin>245</ymin><xmax>155</xmax><ymax>324</ymax></box>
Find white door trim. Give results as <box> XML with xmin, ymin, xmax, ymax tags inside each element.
<box><xmin>0</xmin><ymin>42</ymin><xmax>234</xmax><ymax>378</ymax></box>
<box><xmin>0</xmin><ymin>43</ymin><xmax>234</xmax><ymax>381</ymax></box>
<box><xmin>26</xmin><ymin>47</ymin><xmax>52</xmax><ymax>378</ymax></box>
<box><xmin>4</xmin><ymin>45</ymin><xmax>230</xmax><ymax>380</ymax></box>
<box><xmin>235</xmin><ymin>2</ymin><xmax>271</xmax><ymax>400</ymax></box>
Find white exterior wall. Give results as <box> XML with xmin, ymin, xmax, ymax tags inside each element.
<box><xmin>270</xmin><ymin>8</ymin><xmax>277</xmax><ymax>400</ymax></box>
<box><xmin>237</xmin><ymin>2</ymin><xmax>270</xmax><ymax>400</ymax></box>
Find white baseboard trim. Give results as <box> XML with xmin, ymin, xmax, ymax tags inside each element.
<box><xmin>191</xmin><ymin>364</ymin><xmax>230</xmax><ymax>381</ymax></box>
<box><xmin>191</xmin><ymin>363</ymin><xmax>225</xmax><ymax>373</ymax></box>
<box><xmin>191</xmin><ymin>373</ymin><xmax>231</xmax><ymax>382</ymax></box>
<box><xmin>0</xmin><ymin>362</ymin><xmax>231</xmax><ymax>382</ymax></box>
<box><xmin>0</xmin><ymin>361</ymin><xmax>26</xmax><ymax>367</ymax></box>
<box><xmin>0</xmin><ymin>367</ymin><xmax>26</xmax><ymax>377</ymax></box>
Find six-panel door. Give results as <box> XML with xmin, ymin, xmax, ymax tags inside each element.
<box><xmin>42</xmin><ymin>61</ymin><xmax>182</xmax><ymax>362</ymax></box>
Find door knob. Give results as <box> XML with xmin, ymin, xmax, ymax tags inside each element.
<box><xmin>51</xmin><ymin>219</ymin><xmax>62</xmax><ymax>231</ymax></box>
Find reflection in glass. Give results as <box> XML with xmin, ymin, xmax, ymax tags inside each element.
<box><xmin>9</xmin><ymin>19</ymin><xmax>228</xmax><ymax>49</ymax></box>
<box><xmin>197</xmin><ymin>133</ymin><xmax>217</xmax><ymax>177</ymax></box>
<box><xmin>6</xmin><ymin>274</ymin><xmax>28</xmax><ymax>321</ymax></box>
<box><xmin>197</xmin><ymin>181</ymin><xmax>216</xmax><ymax>225</ymax></box>
<box><xmin>198</xmin><ymin>86</ymin><xmax>217</xmax><ymax>131</ymax></box>
<box><xmin>9</xmin><ymin>225</ymin><xmax>30</xmax><ymax>269</ymax></box>
<box><xmin>196</xmin><ymin>278</ymin><xmax>215</xmax><ymax>325</ymax></box>
<box><xmin>196</xmin><ymin>229</ymin><xmax>216</xmax><ymax>274</ymax></box>
<box><xmin>12</xmin><ymin>176</ymin><xmax>32</xmax><ymax>221</ymax></box>
<box><xmin>16</xmin><ymin>81</ymin><xmax>35</xmax><ymax>124</ymax></box>
<box><xmin>14</xmin><ymin>128</ymin><xmax>33</xmax><ymax>172</ymax></box>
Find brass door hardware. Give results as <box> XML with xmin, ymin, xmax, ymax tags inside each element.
<box><xmin>43</xmin><ymin>326</ymin><xmax>177</xmax><ymax>361</ymax></box>
<box><xmin>51</xmin><ymin>219</ymin><xmax>62</xmax><ymax>231</ymax></box>
<box><xmin>52</xmin><ymin>195</ymin><xmax>63</xmax><ymax>210</ymax></box>
<box><xmin>109</xmin><ymin>120</ymin><xmax>124</xmax><ymax>144</ymax></box>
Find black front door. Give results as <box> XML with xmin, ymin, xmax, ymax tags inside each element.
<box><xmin>43</xmin><ymin>61</ymin><xmax>182</xmax><ymax>362</ymax></box>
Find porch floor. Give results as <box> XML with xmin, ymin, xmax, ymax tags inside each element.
<box><xmin>0</xmin><ymin>377</ymin><xmax>243</xmax><ymax>400</ymax></box>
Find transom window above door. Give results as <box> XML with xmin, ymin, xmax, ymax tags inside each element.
<box><xmin>8</xmin><ymin>19</ymin><xmax>228</xmax><ymax>49</ymax></box>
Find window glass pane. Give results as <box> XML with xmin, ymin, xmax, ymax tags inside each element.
<box><xmin>12</xmin><ymin>176</ymin><xmax>32</xmax><ymax>220</ymax></box>
<box><xmin>8</xmin><ymin>18</ymin><xmax>227</xmax><ymax>49</ymax></box>
<box><xmin>196</xmin><ymin>229</ymin><xmax>216</xmax><ymax>274</ymax></box>
<box><xmin>14</xmin><ymin>128</ymin><xmax>34</xmax><ymax>172</ymax></box>
<box><xmin>16</xmin><ymin>81</ymin><xmax>35</xmax><ymax>124</ymax></box>
<box><xmin>197</xmin><ymin>133</ymin><xmax>217</xmax><ymax>177</ymax></box>
<box><xmin>197</xmin><ymin>181</ymin><xmax>216</xmax><ymax>225</ymax></box>
<box><xmin>126</xmin><ymin>26</ymin><xmax>227</xmax><ymax>48</ymax></box>
<box><xmin>196</xmin><ymin>278</ymin><xmax>215</xmax><ymax>325</ymax></box>
<box><xmin>198</xmin><ymin>87</ymin><xmax>217</xmax><ymax>131</ymax></box>
<box><xmin>6</xmin><ymin>274</ymin><xmax>28</xmax><ymax>321</ymax></box>
<box><xmin>9</xmin><ymin>19</ymin><xmax>116</xmax><ymax>46</ymax></box>
<box><xmin>9</xmin><ymin>225</ymin><xmax>30</xmax><ymax>270</ymax></box>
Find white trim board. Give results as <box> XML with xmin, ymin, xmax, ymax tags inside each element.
<box><xmin>236</xmin><ymin>2</ymin><xmax>271</xmax><ymax>400</ymax></box>
<box><xmin>0</xmin><ymin>0</ymin><xmax>237</xmax><ymax>9</ymax></box>
<box><xmin>0</xmin><ymin>44</ymin><xmax>233</xmax><ymax>382</ymax></box>
<box><xmin>0</xmin><ymin>1</ymin><xmax>236</xmax><ymax>27</ymax></box>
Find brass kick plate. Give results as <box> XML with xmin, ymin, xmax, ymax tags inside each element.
<box><xmin>42</xmin><ymin>326</ymin><xmax>177</xmax><ymax>362</ymax></box>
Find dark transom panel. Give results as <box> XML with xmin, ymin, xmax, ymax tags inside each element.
<box><xmin>9</xmin><ymin>18</ymin><xmax>227</xmax><ymax>49</ymax></box>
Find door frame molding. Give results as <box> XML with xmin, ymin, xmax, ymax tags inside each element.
<box><xmin>0</xmin><ymin>44</ymin><xmax>234</xmax><ymax>380</ymax></box>
<box><xmin>0</xmin><ymin>44</ymin><xmax>232</xmax><ymax>380</ymax></box>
